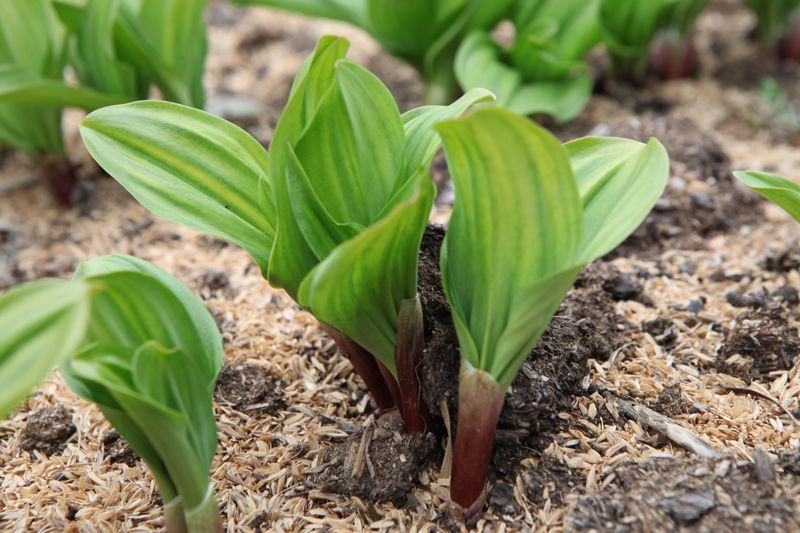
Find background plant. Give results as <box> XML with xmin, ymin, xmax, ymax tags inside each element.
<box><xmin>79</xmin><ymin>36</ymin><xmax>492</xmax><ymax>433</ymax></box>
<box><xmin>734</xmin><ymin>170</ymin><xmax>800</xmax><ymax>221</ymax></box>
<box><xmin>0</xmin><ymin>0</ymin><xmax>208</xmax><ymax>205</ymax></box>
<box><xmin>744</xmin><ymin>0</ymin><xmax>800</xmax><ymax>61</ymax></box>
<box><xmin>435</xmin><ymin>108</ymin><xmax>669</xmax><ymax>519</ymax></box>
<box><xmin>229</xmin><ymin>0</ymin><xmax>514</xmax><ymax>104</ymax></box>
<box><xmin>455</xmin><ymin>0</ymin><xmax>603</xmax><ymax>123</ymax></box>
<box><xmin>0</xmin><ymin>255</ymin><xmax>223</xmax><ymax>532</ymax></box>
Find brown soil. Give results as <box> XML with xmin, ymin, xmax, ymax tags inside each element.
<box><xmin>18</xmin><ymin>405</ymin><xmax>76</xmax><ymax>455</ymax></box>
<box><xmin>314</xmin><ymin>410</ymin><xmax>438</xmax><ymax>505</ymax></box>
<box><xmin>567</xmin><ymin>452</ymin><xmax>800</xmax><ymax>532</ymax></box>
<box><xmin>716</xmin><ymin>301</ymin><xmax>800</xmax><ymax>382</ymax></box>
<box><xmin>648</xmin><ymin>384</ymin><xmax>692</xmax><ymax>417</ymax></box>
<box><xmin>214</xmin><ymin>363</ymin><xmax>287</xmax><ymax>414</ymax></box>
<box><xmin>102</xmin><ymin>431</ymin><xmax>138</xmax><ymax>467</ymax></box>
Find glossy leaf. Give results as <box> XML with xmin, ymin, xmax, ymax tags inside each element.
<box><xmin>0</xmin><ymin>279</ymin><xmax>91</xmax><ymax>417</ymax></box>
<box><xmin>80</xmin><ymin>102</ymin><xmax>274</xmax><ymax>274</ymax></box>
<box><xmin>734</xmin><ymin>170</ymin><xmax>800</xmax><ymax>222</ymax></box>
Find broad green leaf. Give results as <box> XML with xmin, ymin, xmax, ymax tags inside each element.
<box><xmin>268</xmin><ymin>36</ymin><xmax>350</xmax><ymax>297</ymax></box>
<box><xmin>298</xmin><ymin>171</ymin><xmax>435</xmax><ymax>373</ymax></box>
<box><xmin>74</xmin><ymin>254</ymin><xmax>223</xmax><ymax>386</ymax></box>
<box><xmin>400</xmin><ymin>87</ymin><xmax>494</xmax><ymax>177</ymax></box>
<box><xmin>566</xmin><ymin>136</ymin><xmax>669</xmax><ymax>262</ymax></box>
<box><xmin>74</xmin><ymin>267</ymin><xmax>222</xmax><ymax>385</ymax></box>
<box><xmin>734</xmin><ymin>170</ymin><xmax>800</xmax><ymax>222</ymax></box>
<box><xmin>0</xmin><ymin>0</ymin><xmax>64</xmax><ymax>73</ymax></box>
<box><xmin>366</xmin><ymin>0</ymin><xmax>438</xmax><ymax>56</ymax></box>
<box><xmin>454</xmin><ymin>32</ymin><xmax>591</xmax><ymax>122</ymax></box>
<box><xmin>80</xmin><ymin>101</ymin><xmax>274</xmax><ymax>274</ymax></box>
<box><xmin>0</xmin><ymin>65</ymin><xmax>129</xmax><ymax>110</ymax></box>
<box><xmin>599</xmin><ymin>0</ymin><xmax>679</xmax><ymax>58</ymax></box>
<box><xmin>437</xmin><ymin>108</ymin><xmax>583</xmax><ymax>385</ymax></box>
<box><xmin>0</xmin><ymin>279</ymin><xmax>91</xmax><ymax>417</ymax></box>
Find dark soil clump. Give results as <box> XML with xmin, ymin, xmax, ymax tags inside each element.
<box><xmin>102</xmin><ymin>431</ymin><xmax>139</xmax><ymax>466</ymax></box>
<box><xmin>18</xmin><ymin>405</ymin><xmax>76</xmax><ymax>455</ymax></box>
<box><xmin>648</xmin><ymin>384</ymin><xmax>691</xmax><ymax>417</ymax></box>
<box><xmin>314</xmin><ymin>411</ymin><xmax>438</xmax><ymax>505</ymax></box>
<box><xmin>716</xmin><ymin>302</ymin><xmax>800</xmax><ymax>382</ymax></box>
<box><xmin>567</xmin><ymin>453</ymin><xmax>800</xmax><ymax>532</ymax></box>
<box><xmin>214</xmin><ymin>363</ymin><xmax>286</xmax><ymax>414</ymax></box>
<box><xmin>522</xmin><ymin>454</ymin><xmax>586</xmax><ymax>508</ymax></box>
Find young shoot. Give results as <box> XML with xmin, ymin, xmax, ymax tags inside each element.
<box><xmin>435</xmin><ymin>108</ymin><xmax>669</xmax><ymax>520</ymax></box>
<box><xmin>0</xmin><ymin>255</ymin><xmax>224</xmax><ymax>532</ymax></box>
<box><xmin>734</xmin><ymin>170</ymin><xmax>800</xmax><ymax>222</ymax></box>
<box><xmin>455</xmin><ymin>0</ymin><xmax>603</xmax><ymax>122</ymax></box>
<box><xmin>79</xmin><ymin>36</ymin><xmax>493</xmax><ymax>434</ymax></box>
<box><xmin>744</xmin><ymin>0</ymin><xmax>800</xmax><ymax>61</ymax></box>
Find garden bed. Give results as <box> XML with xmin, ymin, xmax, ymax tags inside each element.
<box><xmin>1</xmin><ymin>0</ymin><xmax>800</xmax><ymax>531</ymax></box>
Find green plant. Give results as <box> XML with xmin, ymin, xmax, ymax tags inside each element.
<box><xmin>599</xmin><ymin>0</ymin><xmax>707</xmax><ymax>79</ymax></box>
<box><xmin>79</xmin><ymin>36</ymin><xmax>493</xmax><ymax>433</ymax></box>
<box><xmin>230</xmin><ymin>0</ymin><xmax>514</xmax><ymax>104</ymax></box>
<box><xmin>0</xmin><ymin>255</ymin><xmax>223</xmax><ymax>532</ymax></box>
<box><xmin>745</xmin><ymin>0</ymin><xmax>800</xmax><ymax>60</ymax></box>
<box><xmin>435</xmin><ymin>108</ymin><xmax>669</xmax><ymax>519</ymax></box>
<box><xmin>0</xmin><ymin>0</ymin><xmax>208</xmax><ymax>205</ymax></box>
<box><xmin>758</xmin><ymin>77</ymin><xmax>800</xmax><ymax>131</ymax></box>
<box><xmin>455</xmin><ymin>0</ymin><xmax>603</xmax><ymax>122</ymax></box>
<box><xmin>734</xmin><ymin>170</ymin><xmax>800</xmax><ymax>221</ymax></box>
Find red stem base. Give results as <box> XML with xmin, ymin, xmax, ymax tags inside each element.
<box><xmin>395</xmin><ymin>297</ymin><xmax>433</xmax><ymax>433</ymax></box>
<box><xmin>39</xmin><ymin>154</ymin><xmax>77</xmax><ymax>207</ymax></box>
<box><xmin>449</xmin><ymin>360</ymin><xmax>505</xmax><ymax>522</ymax></box>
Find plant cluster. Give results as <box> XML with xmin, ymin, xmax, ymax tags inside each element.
<box><xmin>79</xmin><ymin>36</ymin><xmax>669</xmax><ymax>520</ymax></box>
<box><xmin>745</xmin><ymin>0</ymin><xmax>800</xmax><ymax>61</ymax></box>
<box><xmin>1</xmin><ymin>255</ymin><xmax>223</xmax><ymax>533</ymax></box>
<box><xmin>0</xmin><ymin>0</ymin><xmax>208</xmax><ymax>205</ymax></box>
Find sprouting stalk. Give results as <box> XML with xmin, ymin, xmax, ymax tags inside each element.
<box><xmin>184</xmin><ymin>484</ymin><xmax>224</xmax><ymax>533</ymax></box>
<box><xmin>323</xmin><ymin>326</ymin><xmax>398</xmax><ymax>413</ymax></box>
<box><xmin>449</xmin><ymin>361</ymin><xmax>505</xmax><ymax>521</ymax></box>
<box><xmin>395</xmin><ymin>296</ymin><xmax>433</xmax><ymax>433</ymax></box>
<box><xmin>39</xmin><ymin>154</ymin><xmax>77</xmax><ymax>207</ymax></box>
<box><xmin>650</xmin><ymin>29</ymin><xmax>698</xmax><ymax>79</ymax></box>
<box><xmin>164</xmin><ymin>497</ymin><xmax>188</xmax><ymax>533</ymax></box>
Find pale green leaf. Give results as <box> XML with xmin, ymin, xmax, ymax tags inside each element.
<box><xmin>437</xmin><ymin>108</ymin><xmax>583</xmax><ymax>384</ymax></box>
<box><xmin>0</xmin><ymin>279</ymin><xmax>91</xmax><ymax>417</ymax></box>
<box><xmin>734</xmin><ymin>170</ymin><xmax>800</xmax><ymax>222</ymax></box>
<box><xmin>0</xmin><ymin>65</ymin><xmax>129</xmax><ymax>110</ymax></box>
<box><xmin>566</xmin><ymin>136</ymin><xmax>669</xmax><ymax>262</ymax></box>
<box><xmin>80</xmin><ymin>101</ymin><xmax>274</xmax><ymax>274</ymax></box>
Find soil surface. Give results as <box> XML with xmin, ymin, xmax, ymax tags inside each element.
<box><xmin>17</xmin><ymin>405</ymin><xmax>76</xmax><ymax>455</ymax></box>
<box><xmin>2</xmin><ymin>0</ymin><xmax>800</xmax><ymax>531</ymax></box>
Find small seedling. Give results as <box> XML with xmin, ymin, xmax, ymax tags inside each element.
<box><xmin>436</xmin><ymin>108</ymin><xmax>669</xmax><ymax>519</ymax></box>
<box><xmin>745</xmin><ymin>0</ymin><xmax>800</xmax><ymax>61</ymax></box>
<box><xmin>0</xmin><ymin>255</ymin><xmax>224</xmax><ymax>532</ymax></box>
<box><xmin>455</xmin><ymin>0</ymin><xmax>603</xmax><ymax>122</ymax></box>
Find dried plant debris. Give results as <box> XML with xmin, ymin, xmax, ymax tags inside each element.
<box><xmin>18</xmin><ymin>405</ymin><xmax>76</xmax><ymax>455</ymax></box>
<box><xmin>717</xmin><ymin>302</ymin><xmax>800</xmax><ymax>382</ymax></box>
<box><xmin>313</xmin><ymin>411</ymin><xmax>438</xmax><ymax>505</ymax></box>
<box><xmin>567</xmin><ymin>454</ymin><xmax>800</xmax><ymax>532</ymax></box>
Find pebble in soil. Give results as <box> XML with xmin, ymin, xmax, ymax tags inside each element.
<box><xmin>18</xmin><ymin>404</ymin><xmax>76</xmax><ymax>455</ymax></box>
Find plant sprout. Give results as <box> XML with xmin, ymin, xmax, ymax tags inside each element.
<box><xmin>436</xmin><ymin>108</ymin><xmax>669</xmax><ymax>519</ymax></box>
<box><xmin>744</xmin><ymin>0</ymin><xmax>800</xmax><ymax>61</ymax></box>
<box><xmin>79</xmin><ymin>36</ymin><xmax>493</xmax><ymax>433</ymax></box>
<box><xmin>734</xmin><ymin>170</ymin><xmax>800</xmax><ymax>221</ymax></box>
<box><xmin>0</xmin><ymin>255</ymin><xmax>224</xmax><ymax>532</ymax></box>
<box><xmin>455</xmin><ymin>0</ymin><xmax>603</xmax><ymax>122</ymax></box>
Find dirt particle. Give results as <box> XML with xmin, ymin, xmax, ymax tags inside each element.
<box><xmin>523</xmin><ymin>455</ymin><xmax>586</xmax><ymax>508</ymax></box>
<box><xmin>18</xmin><ymin>405</ymin><xmax>76</xmax><ymax>455</ymax></box>
<box><xmin>314</xmin><ymin>411</ymin><xmax>437</xmax><ymax>505</ymax></box>
<box><xmin>488</xmin><ymin>482</ymin><xmax>520</xmax><ymax>516</ymax></box>
<box><xmin>648</xmin><ymin>384</ymin><xmax>690</xmax><ymax>417</ymax></box>
<box><xmin>643</xmin><ymin>317</ymin><xmax>679</xmax><ymax>349</ymax></box>
<box><xmin>102</xmin><ymin>431</ymin><xmax>139</xmax><ymax>467</ymax></box>
<box><xmin>214</xmin><ymin>363</ymin><xmax>286</xmax><ymax>413</ymax></box>
<box><xmin>717</xmin><ymin>302</ymin><xmax>800</xmax><ymax>381</ymax></box>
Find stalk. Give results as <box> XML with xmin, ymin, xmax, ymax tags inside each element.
<box><xmin>376</xmin><ymin>358</ymin><xmax>403</xmax><ymax>410</ymax></box>
<box><xmin>323</xmin><ymin>326</ymin><xmax>398</xmax><ymax>412</ymax></box>
<box><xmin>164</xmin><ymin>497</ymin><xmax>188</xmax><ymax>533</ymax></box>
<box><xmin>650</xmin><ymin>30</ymin><xmax>698</xmax><ymax>79</ymax></box>
<box><xmin>449</xmin><ymin>360</ymin><xmax>505</xmax><ymax>522</ymax></box>
<box><xmin>184</xmin><ymin>484</ymin><xmax>223</xmax><ymax>533</ymax></box>
<box><xmin>395</xmin><ymin>296</ymin><xmax>433</xmax><ymax>433</ymax></box>
<box><xmin>39</xmin><ymin>153</ymin><xmax>77</xmax><ymax>207</ymax></box>
<box><xmin>778</xmin><ymin>12</ymin><xmax>800</xmax><ymax>61</ymax></box>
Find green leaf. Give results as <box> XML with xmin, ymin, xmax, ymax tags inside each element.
<box><xmin>400</xmin><ymin>87</ymin><xmax>495</xmax><ymax>177</ymax></box>
<box><xmin>437</xmin><ymin>108</ymin><xmax>584</xmax><ymax>388</ymax></box>
<box><xmin>566</xmin><ymin>136</ymin><xmax>669</xmax><ymax>262</ymax></box>
<box><xmin>454</xmin><ymin>32</ymin><xmax>592</xmax><ymax>122</ymax></box>
<box><xmin>80</xmin><ymin>101</ymin><xmax>274</xmax><ymax>275</ymax></box>
<box><xmin>267</xmin><ymin>35</ymin><xmax>351</xmax><ymax>296</ymax></box>
<box><xmin>0</xmin><ymin>279</ymin><xmax>91</xmax><ymax>417</ymax></box>
<box><xmin>230</xmin><ymin>0</ymin><xmax>366</xmax><ymax>26</ymax></box>
<box><xmin>74</xmin><ymin>254</ymin><xmax>223</xmax><ymax>386</ymax></box>
<box><xmin>74</xmin><ymin>258</ymin><xmax>223</xmax><ymax>386</ymax></box>
<box><xmin>734</xmin><ymin>170</ymin><xmax>800</xmax><ymax>222</ymax></box>
<box><xmin>298</xmin><ymin>171</ymin><xmax>435</xmax><ymax>373</ymax></box>
<box><xmin>0</xmin><ymin>65</ymin><xmax>129</xmax><ymax>110</ymax></box>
